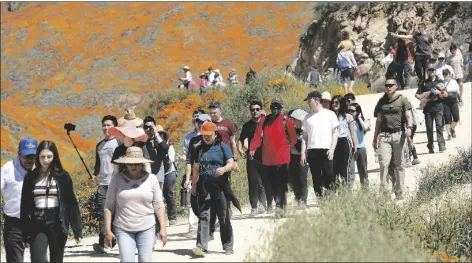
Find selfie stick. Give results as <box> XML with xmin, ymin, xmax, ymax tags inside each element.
<box><xmin>67</xmin><ymin>130</ymin><xmax>93</xmax><ymax>179</ymax></box>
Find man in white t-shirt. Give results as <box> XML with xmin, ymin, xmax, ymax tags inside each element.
<box><xmin>93</xmin><ymin>115</ymin><xmax>122</xmax><ymax>253</ymax></box>
<box><xmin>301</xmin><ymin>91</ymin><xmax>339</xmax><ymax>197</ymax></box>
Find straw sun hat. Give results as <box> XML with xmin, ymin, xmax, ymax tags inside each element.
<box><xmin>118</xmin><ymin>108</ymin><xmax>143</xmax><ymax>127</ymax></box>
<box><xmin>114</xmin><ymin>146</ymin><xmax>153</xmax><ymax>164</ymax></box>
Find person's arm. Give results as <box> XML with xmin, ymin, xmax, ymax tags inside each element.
<box><xmin>20</xmin><ymin>172</ymin><xmax>33</xmax><ymax>241</ymax></box>
<box><xmin>373</xmin><ymin>112</ymin><xmax>383</xmax><ymax>148</ymax></box>
<box><xmin>357</xmin><ymin>117</ymin><xmax>369</xmax><ymax>132</ymax></box>
<box><xmin>66</xmin><ymin>173</ymin><xmax>83</xmax><ymax>240</ymax></box>
<box><xmin>191</xmin><ymin>163</ymin><xmax>200</xmax><ymax>195</ymax></box>
<box><xmin>143</xmin><ymin>146</ymin><xmax>152</xmax><ymax>174</ymax></box>
<box><xmin>104</xmin><ymin>174</ymin><xmax>118</xmax><ymax>236</ymax></box>
<box><xmin>0</xmin><ymin>163</ymin><xmax>7</xmax><ymax>192</ymax></box>
<box><xmin>93</xmin><ymin>141</ymin><xmax>101</xmax><ymax>176</ymax></box>
<box><xmin>249</xmin><ymin>117</ymin><xmax>264</xmax><ymax>153</ymax></box>
<box><xmin>330</xmin><ymin>127</ymin><xmax>338</xmax><ymax>156</ymax></box>
<box><xmin>216</xmin><ymin>144</ymin><xmax>235</xmax><ymax>175</ymax></box>
<box><xmin>307</xmin><ymin>71</ymin><xmax>312</xmax><ymax>82</ymax></box>
<box><xmin>286</xmin><ymin>118</ymin><xmax>297</xmax><ymax>147</ymax></box>
<box><xmin>228</xmin><ymin>122</ymin><xmax>238</xmax><ymax>160</ymax></box>
<box><xmin>152</xmin><ymin>177</ymin><xmax>167</xmax><ymax>246</ymax></box>
<box><xmin>348</xmin><ymin>116</ymin><xmax>357</xmax><ymax>150</ymax></box>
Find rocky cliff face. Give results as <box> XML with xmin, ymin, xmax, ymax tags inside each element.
<box><xmin>294</xmin><ymin>2</ymin><xmax>472</xmax><ymax>85</ymax></box>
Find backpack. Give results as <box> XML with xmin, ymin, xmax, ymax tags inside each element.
<box><xmin>164</xmin><ymin>144</ymin><xmax>179</xmax><ymax>174</ymax></box>
<box><xmin>338</xmin><ymin>53</ymin><xmax>351</xmax><ymax>70</ymax></box>
<box><xmin>261</xmin><ymin>115</ymin><xmax>291</xmax><ymax>146</ymax></box>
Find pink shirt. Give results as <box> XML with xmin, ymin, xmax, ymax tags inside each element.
<box><xmin>199</xmin><ymin>79</ymin><xmax>208</xmax><ymax>87</ymax></box>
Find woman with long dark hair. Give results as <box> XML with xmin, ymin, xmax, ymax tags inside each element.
<box><xmin>330</xmin><ymin>96</ymin><xmax>357</xmax><ymax>187</ymax></box>
<box><xmin>348</xmin><ymin>103</ymin><xmax>369</xmax><ymax>186</ymax></box>
<box><xmin>21</xmin><ymin>141</ymin><xmax>82</xmax><ymax>263</ymax></box>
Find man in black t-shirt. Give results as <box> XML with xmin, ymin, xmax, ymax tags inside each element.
<box><xmin>238</xmin><ymin>100</ymin><xmax>270</xmax><ymax>216</ymax></box>
<box><xmin>415</xmin><ymin>64</ymin><xmax>446</xmax><ymax>153</ymax></box>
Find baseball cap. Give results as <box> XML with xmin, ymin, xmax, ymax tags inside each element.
<box><xmin>290</xmin><ymin>109</ymin><xmax>308</xmax><ymax>121</ymax></box>
<box><xmin>196</xmin><ymin>114</ymin><xmax>211</xmax><ymax>122</ymax></box>
<box><xmin>321</xmin><ymin>91</ymin><xmax>332</xmax><ymax>101</ymax></box>
<box><xmin>270</xmin><ymin>98</ymin><xmax>284</xmax><ymax>107</ymax></box>
<box><xmin>18</xmin><ymin>137</ymin><xmax>38</xmax><ymax>156</ymax></box>
<box><xmin>304</xmin><ymin>91</ymin><xmax>322</xmax><ymax>101</ymax></box>
<box><xmin>200</xmin><ymin>122</ymin><xmax>217</xmax><ymax>136</ymax></box>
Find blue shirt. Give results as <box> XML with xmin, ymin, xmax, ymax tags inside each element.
<box><xmin>354</xmin><ymin>121</ymin><xmax>367</xmax><ymax>148</ymax></box>
<box><xmin>197</xmin><ymin>143</ymin><xmax>233</xmax><ymax>180</ymax></box>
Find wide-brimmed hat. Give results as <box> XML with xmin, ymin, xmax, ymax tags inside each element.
<box><xmin>118</xmin><ymin>109</ymin><xmax>143</xmax><ymax>127</ymax></box>
<box><xmin>109</xmin><ymin>120</ymin><xmax>148</xmax><ymax>142</ymax></box>
<box><xmin>183</xmin><ymin>66</ymin><xmax>190</xmax><ymax>70</ymax></box>
<box><xmin>200</xmin><ymin>122</ymin><xmax>217</xmax><ymax>136</ymax></box>
<box><xmin>290</xmin><ymin>109</ymin><xmax>308</xmax><ymax>121</ymax></box>
<box><xmin>114</xmin><ymin>146</ymin><xmax>153</xmax><ymax>164</ymax></box>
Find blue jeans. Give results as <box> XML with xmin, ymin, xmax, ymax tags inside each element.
<box><xmin>115</xmin><ymin>225</ymin><xmax>155</xmax><ymax>262</ymax></box>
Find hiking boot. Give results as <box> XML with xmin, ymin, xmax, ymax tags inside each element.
<box><xmin>428</xmin><ymin>148</ymin><xmax>435</xmax><ymax>154</ymax></box>
<box><xmin>169</xmin><ymin>219</ymin><xmax>177</xmax><ymax>226</ymax></box>
<box><xmin>224</xmin><ymin>249</ymin><xmax>234</xmax><ymax>255</ymax></box>
<box><xmin>250</xmin><ymin>208</ymin><xmax>258</xmax><ymax>217</ymax></box>
<box><xmin>93</xmin><ymin>243</ymin><xmax>106</xmax><ymax>254</ymax></box>
<box><xmin>192</xmin><ymin>247</ymin><xmax>207</xmax><ymax>257</ymax></box>
<box><xmin>439</xmin><ymin>146</ymin><xmax>447</xmax><ymax>152</ymax></box>
<box><xmin>451</xmin><ymin>129</ymin><xmax>456</xmax><ymax>138</ymax></box>
<box><xmin>412</xmin><ymin>159</ymin><xmax>420</xmax><ymax>165</ymax></box>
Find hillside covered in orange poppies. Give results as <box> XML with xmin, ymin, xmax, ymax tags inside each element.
<box><xmin>1</xmin><ymin>2</ymin><xmax>315</xmax><ymax>168</ymax></box>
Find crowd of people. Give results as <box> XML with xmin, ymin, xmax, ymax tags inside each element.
<box><xmin>178</xmin><ymin>66</ymin><xmax>255</xmax><ymax>95</ymax></box>
<box><xmin>1</xmin><ymin>24</ymin><xmax>470</xmax><ymax>263</ymax></box>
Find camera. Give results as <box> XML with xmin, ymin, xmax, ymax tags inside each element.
<box><xmin>64</xmin><ymin>123</ymin><xmax>76</xmax><ymax>132</ymax></box>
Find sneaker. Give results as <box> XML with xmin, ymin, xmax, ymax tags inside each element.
<box><xmin>439</xmin><ymin>146</ymin><xmax>446</xmax><ymax>152</ymax></box>
<box><xmin>447</xmin><ymin>134</ymin><xmax>452</xmax><ymax>140</ymax></box>
<box><xmin>224</xmin><ymin>249</ymin><xmax>234</xmax><ymax>255</ymax></box>
<box><xmin>405</xmin><ymin>159</ymin><xmax>413</xmax><ymax>168</ymax></box>
<box><xmin>187</xmin><ymin>229</ymin><xmax>197</xmax><ymax>238</ymax></box>
<box><xmin>451</xmin><ymin>129</ymin><xmax>456</xmax><ymax>138</ymax></box>
<box><xmin>412</xmin><ymin>159</ymin><xmax>420</xmax><ymax>165</ymax></box>
<box><xmin>266</xmin><ymin>206</ymin><xmax>274</xmax><ymax>214</ymax></box>
<box><xmin>428</xmin><ymin>148</ymin><xmax>435</xmax><ymax>154</ymax></box>
<box><xmin>93</xmin><ymin>243</ymin><xmax>106</xmax><ymax>254</ymax></box>
<box><xmin>274</xmin><ymin>207</ymin><xmax>285</xmax><ymax>218</ymax></box>
<box><xmin>258</xmin><ymin>205</ymin><xmax>266</xmax><ymax>214</ymax></box>
<box><xmin>169</xmin><ymin>219</ymin><xmax>177</xmax><ymax>226</ymax></box>
<box><xmin>250</xmin><ymin>208</ymin><xmax>258</xmax><ymax>217</ymax></box>
<box><xmin>192</xmin><ymin>247</ymin><xmax>207</xmax><ymax>257</ymax></box>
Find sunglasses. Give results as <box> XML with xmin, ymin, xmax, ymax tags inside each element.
<box><xmin>22</xmin><ymin>155</ymin><xmax>36</xmax><ymax>160</ymax></box>
<box><xmin>385</xmin><ymin>84</ymin><xmax>396</xmax><ymax>88</ymax></box>
<box><xmin>144</xmin><ymin>125</ymin><xmax>153</xmax><ymax>130</ymax></box>
<box><xmin>250</xmin><ymin>108</ymin><xmax>261</xmax><ymax>112</ymax></box>
<box><xmin>332</xmin><ymin>101</ymin><xmax>339</xmax><ymax>105</ymax></box>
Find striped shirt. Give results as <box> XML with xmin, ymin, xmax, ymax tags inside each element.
<box><xmin>33</xmin><ymin>177</ymin><xmax>59</xmax><ymax>208</ymax></box>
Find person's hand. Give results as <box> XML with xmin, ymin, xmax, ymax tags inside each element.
<box><xmin>372</xmin><ymin>138</ymin><xmax>379</xmax><ymax>150</ymax></box>
<box><xmin>216</xmin><ymin>167</ymin><xmax>226</xmax><ymax>176</ymax></box>
<box><xmin>105</xmin><ymin>231</ymin><xmax>115</xmax><ymax>248</ymax></box>
<box><xmin>249</xmin><ymin>151</ymin><xmax>255</xmax><ymax>160</ymax></box>
<box><xmin>233</xmin><ymin>162</ymin><xmax>240</xmax><ymax>172</ymax></box>
<box><xmin>191</xmin><ymin>185</ymin><xmax>197</xmax><ymax>196</ymax></box>
<box><xmin>184</xmin><ymin>179</ymin><xmax>191</xmax><ymax>189</ymax></box>
<box><xmin>159</xmin><ymin>228</ymin><xmax>167</xmax><ymax>247</ymax></box>
<box><xmin>353</xmin><ymin>150</ymin><xmax>358</xmax><ymax>161</ymax></box>
<box><xmin>326</xmin><ymin>149</ymin><xmax>334</xmax><ymax>161</ymax></box>
<box><xmin>75</xmin><ymin>237</ymin><xmax>82</xmax><ymax>245</ymax></box>
<box><xmin>300</xmin><ymin>153</ymin><xmax>306</xmax><ymax>166</ymax></box>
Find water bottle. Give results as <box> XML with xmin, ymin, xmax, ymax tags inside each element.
<box><xmin>180</xmin><ymin>188</ymin><xmax>190</xmax><ymax>207</ymax></box>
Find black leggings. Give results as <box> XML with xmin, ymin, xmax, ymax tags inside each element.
<box><xmin>333</xmin><ymin>137</ymin><xmax>353</xmax><ymax>185</ymax></box>
<box><xmin>414</xmin><ymin>55</ymin><xmax>430</xmax><ymax>83</ymax></box>
<box><xmin>443</xmin><ymin>100</ymin><xmax>460</xmax><ymax>125</ymax></box>
<box><xmin>30</xmin><ymin>211</ymin><xmax>67</xmax><ymax>263</ymax></box>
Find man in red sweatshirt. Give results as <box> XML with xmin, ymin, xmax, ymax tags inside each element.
<box><xmin>249</xmin><ymin>98</ymin><xmax>297</xmax><ymax>217</ymax></box>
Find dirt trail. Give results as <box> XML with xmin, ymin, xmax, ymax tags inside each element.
<box><xmin>1</xmin><ymin>83</ymin><xmax>470</xmax><ymax>262</ymax></box>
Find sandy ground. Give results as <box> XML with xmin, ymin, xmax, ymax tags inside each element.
<box><xmin>1</xmin><ymin>83</ymin><xmax>470</xmax><ymax>262</ymax></box>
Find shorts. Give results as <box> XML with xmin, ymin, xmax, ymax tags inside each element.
<box><xmin>340</xmin><ymin>68</ymin><xmax>355</xmax><ymax>83</ymax></box>
<box><xmin>455</xmin><ymin>78</ymin><xmax>463</xmax><ymax>84</ymax></box>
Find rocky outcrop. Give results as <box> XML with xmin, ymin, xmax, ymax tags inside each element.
<box><xmin>6</xmin><ymin>2</ymin><xmax>26</xmax><ymax>12</ymax></box>
<box><xmin>294</xmin><ymin>2</ymin><xmax>472</xmax><ymax>85</ymax></box>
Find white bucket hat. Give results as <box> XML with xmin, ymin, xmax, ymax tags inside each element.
<box><xmin>183</xmin><ymin>66</ymin><xmax>190</xmax><ymax>70</ymax></box>
<box><xmin>290</xmin><ymin>109</ymin><xmax>308</xmax><ymax>121</ymax></box>
<box><xmin>114</xmin><ymin>146</ymin><xmax>153</xmax><ymax>164</ymax></box>
<box><xmin>321</xmin><ymin>91</ymin><xmax>332</xmax><ymax>101</ymax></box>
